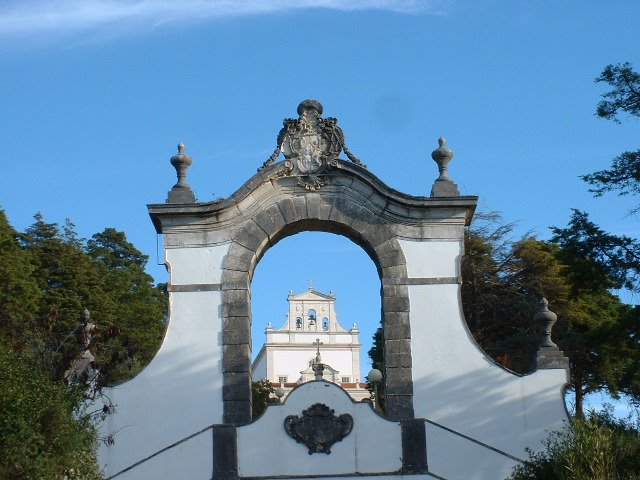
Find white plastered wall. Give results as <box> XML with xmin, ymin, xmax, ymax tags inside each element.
<box><xmin>236</xmin><ymin>382</ymin><xmax>402</xmax><ymax>478</ymax></box>
<box><xmin>94</xmin><ymin>243</ymin><xmax>230</xmax><ymax>479</ymax></box>
<box><xmin>398</xmin><ymin>239</ymin><xmax>569</xmax><ymax>480</ymax></box>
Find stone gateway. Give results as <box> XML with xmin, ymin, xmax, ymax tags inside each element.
<box><xmin>94</xmin><ymin>100</ymin><xmax>569</xmax><ymax>480</ymax></box>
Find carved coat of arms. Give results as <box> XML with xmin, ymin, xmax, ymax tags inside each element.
<box><xmin>260</xmin><ymin>100</ymin><xmax>365</xmax><ymax>190</ymax></box>
<box><xmin>284</xmin><ymin>403</ymin><xmax>354</xmax><ymax>454</ymax></box>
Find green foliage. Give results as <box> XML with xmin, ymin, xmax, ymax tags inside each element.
<box><xmin>84</xmin><ymin>228</ymin><xmax>167</xmax><ymax>384</ymax></box>
<box><xmin>508</xmin><ymin>413</ymin><xmax>640</xmax><ymax>480</ymax></box>
<box><xmin>616</xmin><ymin>305</ymin><xmax>640</xmax><ymax>399</ymax></box>
<box><xmin>594</xmin><ymin>63</ymin><xmax>640</xmax><ymax>122</ymax></box>
<box><xmin>252</xmin><ymin>379</ymin><xmax>277</xmax><ymax>419</ymax></box>
<box><xmin>11</xmin><ymin>214</ymin><xmax>167</xmax><ymax>384</ymax></box>
<box><xmin>0</xmin><ymin>210</ymin><xmax>168</xmax><ymax>478</ymax></box>
<box><xmin>550</xmin><ymin>210</ymin><xmax>640</xmax><ymax>292</ymax></box>
<box><xmin>582</xmin><ymin>63</ymin><xmax>640</xmax><ymax>212</ymax></box>
<box><xmin>366</xmin><ymin>327</ymin><xmax>385</xmax><ymax>410</ymax></box>
<box><xmin>0</xmin><ymin>210</ymin><xmax>42</xmax><ymax>345</ymax></box>
<box><xmin>457</xmin><ymin>211</ymin><xmax>637</xmax><ymax>417</ymax></box>
<box><xmin>0</xmin><ymin>344</ymin><xmax>102</xmax><ymax>480</ymax></box>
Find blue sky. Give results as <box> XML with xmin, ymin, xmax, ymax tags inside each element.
<box><xmin>1</xmin><ymin>1</ymin><xmax>639</xmax><ymax>392</ymax></box>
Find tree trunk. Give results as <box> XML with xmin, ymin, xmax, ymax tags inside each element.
<box><xmin>574</xmin><ymin>385</ymin><xmax>585</xmax><ymax>419</ymax></box>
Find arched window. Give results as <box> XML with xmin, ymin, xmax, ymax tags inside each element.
<box><xmin>295</xmin><ymin>317</ymin><xmax>302</xmax><ymax>329</ymax></box>
<box><xmin>322</xmin><ymin>318</ymin><xmax>329</xmax><ymax>330</ymax></box>
<box><xmin>308</xmin><ymin>309</ymin><xmax>316</xmax><ymax>320</ymax></box>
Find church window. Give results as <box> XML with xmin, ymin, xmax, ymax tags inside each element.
<box><xmin>322</xmin><ymin>318</ymin><xmax>329</xmax><ymax>330</ymax></box>
<box><xmin>278</xmin><ymin>376</ymin><xmax>287</xmax><ymax>383</ymax></box>
<box><xmin>341</xmin><ymin>376</ymin><xmax>350</xmax><ymax>383</ymax></box>
<box><xmin>308</xmin><ymin>309</ymin><xmax>316</xmax><ymax>320</ymax></box>
<box><xmin>295</xmin><ymin>317</ymin><xmax>302</xmax><ymax>329</ymax></box>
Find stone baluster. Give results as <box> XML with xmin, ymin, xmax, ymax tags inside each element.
<box><xmin>430</xmin><ymin>137</ymin><xmax>460</xmax><ymax>197</ymax></box>
<box><xmin>534</xmin><ymin>298</ymin><xmax>569</xmax><ymax>370</ymax></box>
<box><xmin>167</xmin><ymin>143</ymin><xmax>196</xmax><ymax>203</ymax></box>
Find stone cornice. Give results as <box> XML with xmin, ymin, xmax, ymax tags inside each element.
<box><xmin>148</xmin><ymin>159</ymin><xmax>477</xmax><ymax>234</ymax></box>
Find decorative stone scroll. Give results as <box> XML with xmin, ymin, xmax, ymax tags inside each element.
<box><xmin>259</xmin><ymin>99</ymin><xmax>366</xmax><ymax>190</ymax></box>
<box><xmin>284</xmin><ymin>403</ymin><xmax>354</xmax><ymax>454</ymax></box>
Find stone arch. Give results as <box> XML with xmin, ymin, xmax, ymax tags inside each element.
<box><xmin>220</xmin><ymin>192</ymin><xmax>412</xmax><ymax>425</ymax></box>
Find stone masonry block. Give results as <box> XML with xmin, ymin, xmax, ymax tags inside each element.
<box><xmin>222</xmin><ymin>316</ymin><xmax>251</xmax><ymax>345</ymax></box>
<box><xmin>367</xmin><ymin>223</ymin><xmax>396</xmax><ymax>249</ymax></box>
<box><xmin>221</xmin><ymin>302</ymin><xmax>250</xmax><ymax>317</ymax></box>
<box><xmin>290</xmin><ymin>195</ymin><xmax>308</xmax><ymax>222</ymax></box>
<box><xmin>383</xmin><ymin>322</ymin><xmax>411</xmax><ymax>341</ymax></box>
<box><xmin>328</xmin><ymin>195</ymin><xmax>360</xmax><ymax>227</ymax></box>
<box><xmin>221</xmin><ymin>281</ymin><xmax>250</xmax><ymax>291</ymax></box>
<box><xmin>383</xmin><ymin>312</ymin><xmax>411</xmax><ymax>340</ymax></box>
<box><xmin>384</xmin><ymin>338</ymin><xmax>412</xmax><ymax>356</ymax></box>
<box><xmin>385</xmin><ymin>367</ymin><xmax>413</xmax><ymax>395</ymax></box>
<box><xmin>348</xmin><ymin>204</ymin><xmax>377</xmax><ymax>229</ymax></box>
<box><xmin>276</xmin><ymin>197</ymin><xmax>299</xmax><ymax>224</ymax></box>
<box><xmin>223</xmin><ymin>372</ymin><xmax>252</xmax><ymax>400</ymax></box>
<box><xmin>223</xmin><ymin>344</ymin><xmax>251</xmax><ymax>373</ymax></box>
<box><xmin>239</xmin><ymin>219</ymin><xmax>270</xmax><ymax>242</ymax></box>
<box><xmin>386</xmin><ymin>351</ymin><xmax>413</xmax><ymax>369</ymax></box>
<box><xmin>350</xmin><ymin>178</ymin><xmax>374</xmax><ymax>199</ymax></box>
<box><xmin>305</xmin><ymin>193</ymin><xmax>332</xmax><ymax>221</ymax></box>
<box><xmin>233</xmin><ymin>230</ymin><xmax>265</xmax><ymax>253</ymax></box>
<box><xmin>223</xmin><ymin>253</ymin><xmax>252</xmax><ymax>273</ymax></box>
<box><xmin>385</xmin><ymin>395</ymin><xmax>414</xmax><ymax>421</ymax></box>
<box><xmin>222</xmin><ymin>289</ymin><xmax>249</xmax><ymax>304</ymax></box>
<box><xmin>221</xmin><ymin>268</ymin><xmax>250</xmax><ymax>288</ymax></box>
<box><xmin>253</xmin><ymin>204</ymin><xmax>286</xmax><ymax>239</ymax></box>
<box><xmin>376</xmin><ymin>240</ymin><xmax>406</xmax><ymax>269</ymax></box>
<box><xmin>382</xmin><ymin>295</ymin><xmax>410</xmax><ymax>313</ymax></box>
<box><xmin>227</xmin><ymin>242</ymin><xmax>255</xmax><ymax>260</ymax></box>
<box><xmin>381</xmin><ymin>264</ymin><xmax>408</xmax><ymax>282</ymax></box>
<box><xmin>382</xmin><ymin>283</ymin><xmax>409</xmax><ymax>300</ymax></box>
<box><xmin>327</xmin><ymin>174</ymin><xmax>353</xmax><ymax>188</ymax></box>
<box><xmin>401</xmin><ymin>419</ymin><xmax>427</xmax><ymax>473</ymax></box>
<box><xmin>224</xmin><ymin>400</ymin><xmax>252</xmax><ymax>425</ymax></box>
<box><xmin>212</xmin><ymin>425</ymin><xmax>238</xmax><ymax>478</ymax></box>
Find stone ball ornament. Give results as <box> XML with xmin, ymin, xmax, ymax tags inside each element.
<box><xmin>367</xmin><ymin>368</ymin><xmax>382</xmax><ymax>383</ymax></box>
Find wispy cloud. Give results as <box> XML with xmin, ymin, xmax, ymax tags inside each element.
<box><xmin>0</xmin><ymin>0</ymin><xmax>444</xmax><ymax>37</ymax></box>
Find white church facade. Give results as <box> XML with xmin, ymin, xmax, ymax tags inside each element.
<box><xmin>252</xmin><ymin>288</ymin><xmax>370</xmax><ymax>401</ymax></box>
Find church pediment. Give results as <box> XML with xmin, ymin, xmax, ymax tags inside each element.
<box><xmin>290</xmin><ymin>289</ymin><xmax>334</xmax><ymax>301</ymax></box>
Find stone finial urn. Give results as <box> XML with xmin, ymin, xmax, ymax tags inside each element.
<box><xmin>167</xmin><ymin>143</ymin><xmax>196</xmax><ymax>203</ymax></box>
<box><xmin>535</xmin><ymin>297</ymin><xmax>558</xmax><ymax>348</ymax></box>
<box><xmin>534</xmin><ymin>297</ymin><xmax>569</xmax><ymax>370</ymax></box>
<box><xmin>430</xmin><ymin>137</ymin><xmax>460</xmax><ymax>197</ymax></box>
<box><xmin>432</xmin><ymin>137</ymin><xmax>453</xmax><ymax>180</ymax></box>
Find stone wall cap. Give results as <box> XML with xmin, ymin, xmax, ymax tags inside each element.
<box><xmin>148</xmin><ymin>158</ymin><xmax>478</xmax><ymax>233</ymax></box>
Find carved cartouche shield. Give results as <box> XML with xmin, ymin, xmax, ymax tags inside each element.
<box><xmin>259</xmin><ymin>99</ymin><xmax>365</xmax><ymax>190</ymax></box>
<box><xmin>284</xmin><ymin>403</ymin><xmax>354</xmax><ymax>455</ymax></box>
<box><xmin>281</xmin><ymin>102</ymin><xmax>334</xmax><ymax>176</ymax></box>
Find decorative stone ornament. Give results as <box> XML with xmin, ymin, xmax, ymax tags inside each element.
<box><xmin>536</xmin><ymin>297</ymin><xmax>558</xmax><ymax>348</ymax></box>
<box><xmin>259</xmin><ymin>99</ymin><xmax>366</xmax><ymax>190</ymax></box>
<box><xmin>534</xmin><ymin>298</ymin><xmax>570</xmax><ymax>370</ymax></box>
<box><xmin>64</xmin><ymin>309</ymin><xmax>98</xmax><ymax>384</ymax></box>
<box><xmin>284</xmin><ymin>403</ymin><xmax>354</xmax><ymax>454</ymax></box>
<box><xmin>430</xmin><ymin>137</ymin><xmax>460</xmax><ymax>197</ymax></box>
<box><xmin>167</xmin><ymin>143</ymin><xmax>196</xmax><ymax>203</ymax></box>
<box><xmin>311</xmin><ymin>337</ymin><xmax>325</xmax><ymax>380</ymax></box>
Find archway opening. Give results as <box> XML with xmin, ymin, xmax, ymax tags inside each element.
<box><xmin>250</xmin><ymin>231</ymin><xmax>380</xmax><ymax>411</ymax></box>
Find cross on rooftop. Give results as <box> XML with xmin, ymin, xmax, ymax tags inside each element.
<box><xmin>313</xmin><ymin>338</ymin><xmax>323</xmax><ymax>363</ymax></box>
